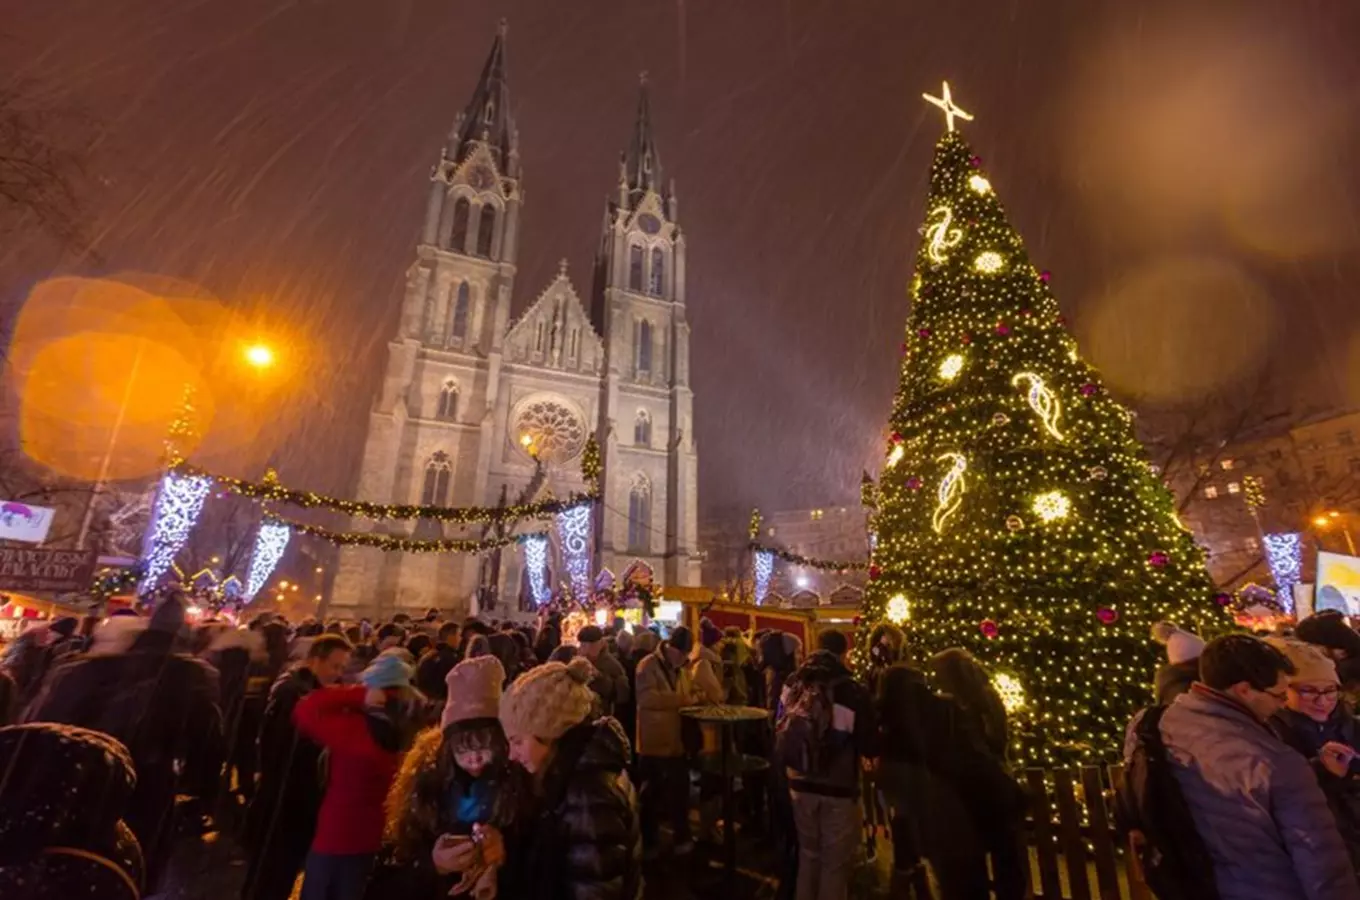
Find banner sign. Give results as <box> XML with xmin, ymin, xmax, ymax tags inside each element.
<box><xmin>0</xmin><ymin>547</ymin><xmax>97</xmax><ymax>593</ymax></box>
<box><xmin>0</xmin><ymin>501</ymin><xmax>55</xmax><ymax>544</ymax></box>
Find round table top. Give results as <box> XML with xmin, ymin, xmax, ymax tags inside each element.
<box><xmin>679</xmin><ymin>704</ymin><xmax>770</xmax><ymax>722</ymax></box>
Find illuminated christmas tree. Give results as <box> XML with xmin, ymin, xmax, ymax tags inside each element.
<box><xmin>857</xmin><ymin>84</ymin><xmax>1222</xmax><ymax>765</ymax></box>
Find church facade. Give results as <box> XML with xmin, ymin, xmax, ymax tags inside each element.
<box><xmin>331</xmin><ymin>25</ymin><xmax>701</xmax><ymax>620</ymax></box>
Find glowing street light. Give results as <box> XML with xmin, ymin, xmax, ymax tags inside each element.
<box><xmin>244</xmin><ymin>343</ymin><xmax>276</xmax><ymax>369</ymax></box>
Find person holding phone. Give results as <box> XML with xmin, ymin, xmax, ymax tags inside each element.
<box><xmin>1269</xmin><ymin>637</ymin><xmax>1360</xmax><ymax>873</ymax></box>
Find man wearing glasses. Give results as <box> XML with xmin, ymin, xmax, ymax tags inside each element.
<box><xmin>1142</xmin><ymin>633</ymin><xmax>1360</xmax><ymax>900</ymax></box>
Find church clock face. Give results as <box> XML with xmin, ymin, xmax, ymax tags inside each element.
<box><xmin>467</xmin><ymin>165</ymin><xmax>496</xmax><ymax>190</ymax></box>
<box><xmin>637</xmin><ymin>213</ymin><xmax>661</xmax><ymax>235</ymax></box>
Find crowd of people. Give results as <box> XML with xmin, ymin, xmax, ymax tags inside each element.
<box><xmin>8</xmin><ymin>595</ymin><xmax>1360</xmax><ymax>900</ymax></box>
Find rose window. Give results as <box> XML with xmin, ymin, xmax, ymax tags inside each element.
<box><xmin>514</xmin><ymin>399</ymin><xmax>586</xmax><ymax>462</ymax></box>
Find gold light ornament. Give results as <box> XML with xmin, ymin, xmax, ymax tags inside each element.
<box><xmin>1011</xmin><ymin>372</ymin><xmax>1065</xmax><ymax>441</ymax></box>
<box><xmin>925</xmin><ymin>206</ymin><xmax>963</xmax><ymax>263</ymax></box>
<box><xmin>968</xmin><ymin>174</ymin><xmax>992</xmax><ymax>194</ymax></box>
<box><xmin>938</xmin><ymin>353</ymin><xmax>964</xmax><ymax>381</ymax></box>
<box><xmin>886</xmin><ymin>593</ymin><xmax>910</xmax><ymax>625</ymax></box>
<box><xmin>1032</xmin><ymin>490</ymin><xmax>1071</xmax><ymax>523</ymax></box>
<box><xmin>993</xmin><ymin>672</ymin><xmax>1026</xmax><ymax>713</ymax></box>
<box><xmin>932</xmin><ymin>452</ymin><xmax>968</xmax><ymax>534</ymax></box>
<box><xmin>885</xmin><ymin>444</ymin><xmax>905</xmax><ymax>468</ymax></box>
<box><xmin>974</xmin><ymin>251</ymin><xmax>1005</xmax><ymax>273</ymax></box>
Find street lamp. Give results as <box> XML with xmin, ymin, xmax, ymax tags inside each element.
<box><xmin>1314</xmin><ymin>511</ymin><xmax>1358</xmax><ymax>556</ymax></box>
<box><xmin>244</xmin><ymin>343</ymin><xmax>275</xmax><ymax>369</ymax></box>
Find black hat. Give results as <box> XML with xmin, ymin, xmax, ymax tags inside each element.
<box><xmin>668</xmin><ymin>625</ymin><xmax>694</xmax><ymax>654</ymax></box>
<box><xmin>577</xmin><ymin>625</ymin><xmax>604</xmax><ymax>644</ymax></box>
<box><xmin>1297</xmin><ymin>611</ymin><xmax>1360</xmax><ymax>659</ymax></box>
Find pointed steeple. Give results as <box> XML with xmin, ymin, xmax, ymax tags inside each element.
<box><xmin>623</xmin><ymin>72</ymin><xmax>663</xmax><ymax>205</ymax></box>
<box><xmin>446</xmin><ymin>19</ymin><xmax>515</xmax><ymax>172</ymax></box>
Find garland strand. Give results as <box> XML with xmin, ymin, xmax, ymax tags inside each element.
<box><xmin>749</xmin><ymin>541</ymin><xmax>869</xmax><ymax>572</ymax></box>
<box><xmin>174</xmin><ymin>462</ymin><xmax>597</xmax><ymax>525</ymax></box>
<box><xmin>271</xmin><ymin>515</ymin><xmax>544</xmax><ymax>554</ymax></box>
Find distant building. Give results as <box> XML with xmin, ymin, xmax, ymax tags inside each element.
<box><xmin>332</xmin><ymin>25</ymin><xmax>700</xmax><ymax>620</ymax></box>
<box><xmin>757</xmin><ymin>505</ymin><xmax>869</xmax><ymax>605</ymax></box>
<box><xmin>1170</xmin><ymin>408</ymin><xmax>1360</xmax><ymax>589</ymax></box>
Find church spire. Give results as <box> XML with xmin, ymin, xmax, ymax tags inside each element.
<box><xmin>446</xmin><ymin>19</ymin><xmax>515</xmax><ymax>172</ymax></box>
<box><xmin>623</xmin><ymin>72</ymin><xmax>663</xmax><ymax>205</ymax></box>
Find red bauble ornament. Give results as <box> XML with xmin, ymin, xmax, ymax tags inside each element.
<box><xmin>1214</xmin><ymin>592</ymin><xmax>1233</xmax><ymax>607</ymax></box>
<box><xmin>853</xmin><ymin>616</ymin><xmax>863</xmax><ymax>627</ymax></box>
<box><xmin>905</xmin><ymin>476</ymin><xmax>923</xmax><ymax>490</ymax></box>
<box><xmin>1096</xmin><ymin>607</ymin><xmax>1119</xmax><ymax>625</ymax></box>
<box><xmin>1148</xmin><ymin>550</ymin><xmax>1170</xmax><ymax>569</ymax></box>
<box><xmin>868</xmin><ymin>565</ymin><xmax>882</xmax><ymax>580</ymax></box>
<box><xmin>970</xmin><ymin>155</ymin><xmax>983</xmax><ymax>168</ymax></box>
<box><xmin>995</xmin><ymin>323</ymin><xmax>1011</xmax><ymax>336</ymax></box>
<box><xmin>980</xmin><ymin>619</ymin><xmax>1000</xmax><ymax>639</ymax></box>
<box><xmin>1080</xmin><ymin>383</ymin><xmax>1098</xmax><ymax>397</ymax></box>
<box><xmin>918</xmin><ymin>328</ymin><xmax>932</xmax><ymax>339</ymax></box>
<box><xmin>961</xmin><ymin>333</ymin><xmax>973</xmax><ymax>345</ymax></box>
<box><xmin>1039</xmin><ymin>270</ymin><xmax>1052</xmax><ymax>283</ymax></box>
<box><xmin>890</xmin><ymin>431</ymin><xmax>903</xmax><ymax>443</ymax></box>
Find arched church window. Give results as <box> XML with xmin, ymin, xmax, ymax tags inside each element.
<box><xmin>437</xmin><ymin>380</ymin><xmax>459</xmax><ymax>420</ymax></box>
<box><xmin>450</xmin><ymin>198</ymin><xmax>470</xmax><ymax>252</ymax></box>
<box><xmin>534</xmin><ymin>320</ymin><xmax>546</xmax><ymax>354</ymax></box>
<box><xmin>450</xmin><ymin>282</ymin><xmax>470</xmax><ymax>341</ymax></box>
<box><xmin>421</xmin><ymin>452</ymin><xmax>452</xmax><ymax>506</ymax></box>
<box><xmin>649</xmin><ymin>247</ymin><xmax>665</xmax><ymax>297</ymax></box>
<box><xmin>476</xmin><ymin>204</ymin><xmax>496</xmax><ymax>258</ymax></box>
<box><xmin>628</xmin><ymin>245</ymin><xmax>644</xmax><ymax>291</ymax></box>
<box><xmin>634</xmin><ymin>410</ymin><xmax>652</xmax><ymax>448</ymax></box>
<box><xmin>628</xmin><ymin>475</ymin><xmax>651</xmax><ymax>553</ymax></box>
<box><xmin>636</xmin><ymin>319</ymin><xmax>653</xmax><ymax>378</ymax></box>
<box><xmin>568</xmin><ymin>327</ymin><xmax>580</xmax><ymax>362</ymax></box>
<box><xmin>483</xmin><ymin>99</ymin><xmax>496</xmax><ymax>124</ymax></box>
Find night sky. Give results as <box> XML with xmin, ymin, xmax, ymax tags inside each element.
<box><xmin>5</xmin><ymin>0</ymin><xmax>1360</xmax><ymax>524</ymax></box>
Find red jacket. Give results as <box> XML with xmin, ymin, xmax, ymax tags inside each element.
<box><xmin>292</xmin><ymin>685</ymin><xmax>401</xmax><ymax>854</ymax></box>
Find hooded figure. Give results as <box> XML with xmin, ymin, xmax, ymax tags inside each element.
<box><xmin>25</xmin><ymin>596</ymin><xmax>222</xmax><ymax>890</ymax></box>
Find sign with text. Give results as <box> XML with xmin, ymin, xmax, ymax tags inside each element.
<box><xmin>0</xmin><ymin>501</ymin><xmax>55</xmax><ymax>544</ymax></box>
<box><xmin>0</xmin><ymin>547</ymin><xmax>97</xmax><ymax>593</ymax></box>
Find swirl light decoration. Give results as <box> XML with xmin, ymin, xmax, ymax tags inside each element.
<box><xmin>139</xmin><ymin>471</ymin><xmax>212</xmax><ymax>594</ymax></box>
<box><xmin>523</xmin><ymin>533</ymin><xmax>550</xmax><ymax>606</ymax></box>
<box><xmin>244</xmin><ymin>520</ymin><xmax>291</xmax><ymax>602</ymax></box>
<box><xmin>1011</xmin><ymin>372</ymin><xmax>1065</xmax><ymax>441</ymax></box>
<box><xmin>924</xmin><ymin>206</ymin><xmax>963</xmax><ymax>263</ymax></box>
<box><xmin>556</xmin><ymin>502</ymin><xmax>593</xmax><ymax>602</ymax></box>
<box><xmin>1263</xmin><ymin>532</ymin><xmax>1302</xmax><ymax>614</ymax></box>
<box><xmin>753</xmin><ymin>549</ymin><xmax>775</xmax><ymax>605</ymax></box>
<box><xmin>932</xmin><ymin>452</ymin><xmax>968</xmax><ymax>534</ymax></box>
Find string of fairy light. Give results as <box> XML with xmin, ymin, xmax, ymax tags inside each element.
<box><xmin>856</xmin><ymin>82</ymin><xmax>1224</xmax><ymax>765</ymax></box>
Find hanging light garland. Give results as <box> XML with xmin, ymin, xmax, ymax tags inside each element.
<box><xmin>274</xmin><ymin>513</ymin><xmax>542</xmax><ymax>554</ymax></box>
<box><xmin>171</xmin><ymin>458</ymin><xmax>598</xmax><ymax>525</ymax></box>
<box><xmin>1263</xmin><ymin>532</ymin><xmax>1302</xmax><ymax>613</ymax></box>
<box><xmin>753</xmin><ymin>549</ymin><xmax>775</xmax><ymax>605</ymax></box>
<box><xmin>747</xmin><ymin>541</ymin><xmax>869</xmax><ymax>572</ymax></box>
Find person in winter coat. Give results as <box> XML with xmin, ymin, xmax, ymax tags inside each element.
<box><xmin>930</xmin><ymin>648</ymin><xmax>1010</xmax><ymax>761</ymax></box>
<box><xmin>293</xmin><ymin>652</ymin><xmax>421</xmax><ymax>900</ymax></box>
<box><xmin>783</xmin><ymin>630</ymin><xmax>878</xmax><ymax>900</ymax></box>
<box><xmin>1</xmin><ymin>626</ymin><xmax>55</xmax><ymax>715</ymax></box>
<box><xmin>498</xmin><ymin>657</ymin><xmax>643</xmax><ymax>900</ymax></box>
<box><xmin>384</xmin><ymin>655</ymin><xmax>529</xmax><ymax>900</ymax></box>
<box><xmin>1268</xmin><ymin>638</ymin><xmax>1360</xmax><ymax>873</ymax></box>
<box><xmin>242</xmin><ymin>633</ymin><xmax>353</xmax><ymax>900</ymax></box>
<box><xmin>1151</xmin><ymin>621</ymin><xmax>1206</xmax><ymax>705</ymax></box>
<box><xmin>1126</xmin><ymin>633</ymin><xmax>1360</xmax><ymax>900</ymax></box>
<box><xmin>578</xmin><ymin>625</ymin><xmax>630</xmax><ymax>716</ymax></box>
<box><xmin>692</xmin><ymin>618</ymin><xmax>725</xmax><ymax>705</ymax></box>
<box><xmin>634</xmin><ymin>626</ymin><xmax>699</xmax><ymax>854</ymax></box>
<box><xmin>414</xmin><ymin>622</ymin><xmax>462</xmax><ymax>701</ymax></box>
<box><xmin>1297</xmin><ymin>610</ymin><xmax>1360</xmax><ymax>699</ymax></box>
<box><xmin>758</xmin><ymin>630</ymin><xmax>801</xmax><ymax>716</ymax></box>
<box><xmin>26</xmin><ymin>596</ymin><xmax>224</xmax><ymax>891</ymax></box>
<box><xmin>864</xmin><ymin>622</ymin><xmax>905</xmax><ymax>698</ymax></box>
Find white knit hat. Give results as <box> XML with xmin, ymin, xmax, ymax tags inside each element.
<box><xmin>1151</xmin><ymin>622</ymin><xmax>1206</xmax><ymax>666</ymax></box>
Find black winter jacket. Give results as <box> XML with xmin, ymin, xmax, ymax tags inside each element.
<box><xmin>1273</xmin><ymin>705</ymin><xmax>1360</xmax><ymax>873</ymax></box>
<box><xmin>783</xmin><ymin>650</ymin><xmax>878</xmax><ymax>798</ymax></box>
<box><xmin>509</xmin><ymin>717</ymin><xmax>643</xmax><ymax>900</ymax></box>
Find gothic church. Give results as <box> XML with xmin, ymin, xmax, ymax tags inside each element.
<box><xmin>332</xmin><ymin>24</ymin><xmax>700</xmax><ymax>619</ymax></box>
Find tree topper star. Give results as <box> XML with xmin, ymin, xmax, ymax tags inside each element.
<box><xmin>923</xmin><ymin>81</ymin><xmax>974</xmax><ymax>132</ymax></box>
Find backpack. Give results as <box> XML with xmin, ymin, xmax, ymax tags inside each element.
<box><xmin>775</xmin><ymin>668</ymin><xmax>847</xmax><ymax>777</ymax></box>
<box><xmin>1115</xmin><ymin>705</ymin><xmax>1221</xmax><ymax>900</ymax></box>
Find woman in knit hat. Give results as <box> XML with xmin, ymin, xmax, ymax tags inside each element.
<box><xmin>1151</xmin><ymin>621</ymin><xmax>1207</xmax><ymax>705</ymax></box>
<box><xmin>293</xmin><ymin>652</ymin><xmax>420</xmax><ymax>900</ymax></box>
<box><xmin>383</xmin><ymin>655</ymin><xmax>527</xmax><ymax>900</ymax></box>
<box><xmin>497</xmin><ymin>657</ymin><xmax>642</xmax><ymax>899</ymax></box>
<box><xmin>1267</xmin><ymin>637</ymin><xmax>1360</xmax><ymax>871</ymax></box>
